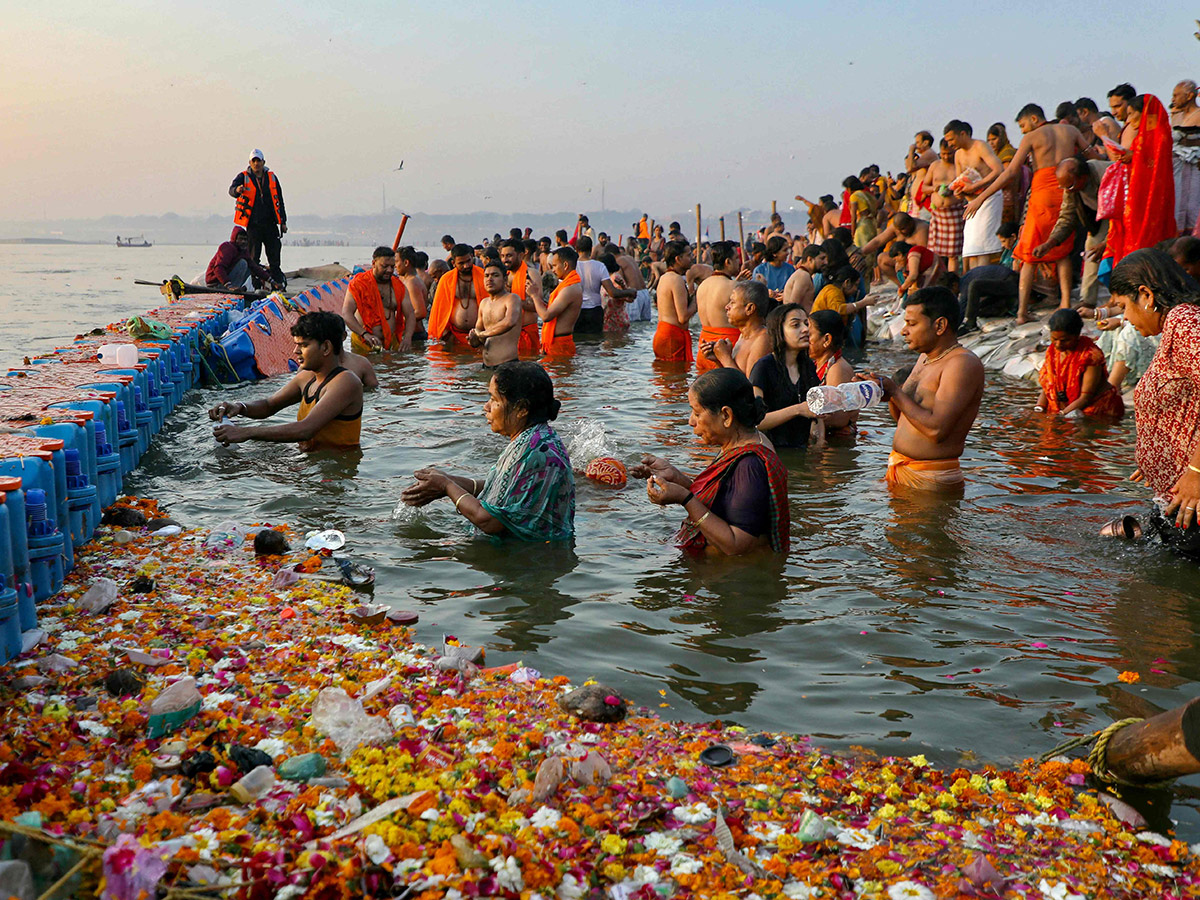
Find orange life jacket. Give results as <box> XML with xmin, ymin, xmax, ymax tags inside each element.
<box><xmin>234</xmin><ymin>169</ymin><xmax>282</xmax><ymax>227</ymax></box>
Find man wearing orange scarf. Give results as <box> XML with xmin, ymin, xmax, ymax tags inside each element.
<box><xmin>652</xmin><ymin>240</ymin><xmax>696</xmax><ymax>362</ymax></box>
<box><xmin>535</xmin><ymin>246</ymin><xmax>582</xmax><ymax>356</ymax></box>
<box><xmin>965</xmin><ymin>103</ymin><xmax>1091</xmax><ymax>323</ymax></box>
<box><xmin>427</xmin><ymin>243</ymin><xmax>487</xmax><ymax>345</ymax></box>
<box><xmin>342</xmin><ymin>246</ymin><xmax>414</xmax><ymax>352</ymax></box>
<box><xmin>499</xmin><ymin>238</ymin><xmax>542</xmax><ymax>356</ymax></box>
<box><xmin>695</xmin><ymin>242</ymin><xmax>741</xmax><ymax>372</ymax></box>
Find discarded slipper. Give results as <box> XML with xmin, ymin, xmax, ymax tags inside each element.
<box><xmin>699</xmin><ymin>743</ymin><xmax>735</xmax><ymax>767</ymax></box>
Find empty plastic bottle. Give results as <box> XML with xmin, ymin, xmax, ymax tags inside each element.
<box><xmin>806</xmin><ymin>381</ymin><xmax>884</xmax><ymax>415</ymax></box>
<box><xmin>229</xmin><ymin>765</ymin><xmax>276</xmax><ymax>803</ymax></box>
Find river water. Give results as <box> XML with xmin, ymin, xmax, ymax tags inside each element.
<box><xmin>4</xmin><ymin>244</ymin><xmax>1200</xmax><ymax>835</ymax></box>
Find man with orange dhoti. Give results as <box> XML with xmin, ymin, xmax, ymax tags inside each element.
<box><xmin>499</xmin><ymin>238</ymin><xmax>542</xmax><ymax>356</ymax></box>
<box><xmin>652</xmin><ymin>240</ymin><xmax>696</xmax><ymax>363</ymax></box>
<box><xmin>427</xmin><ymin>243</ymin><xmax>488</xmax><ymax>345</ymax></box>
<box><xmin>869</xmin><ymin>287</ymin><xmax>984</xmax><ymax>491</ymax></box>
<box><xmin>965</xmin><ymin>103</ymin><xmax>1091</xmax><ymax>323</ymax></box>
<box><xmin>695</xmin><ymin>241</ymin><xmax>742</xmax><ymax>372</ymax></box>
<box><xmin>535</xmin><ymin>246</ymin><xmax>582</xmax><ymax>357</ymax></box>
<box><xmin>342</xmin><ymin>246</ymin><xmax>415</xmax><ymax>353</ymax></box>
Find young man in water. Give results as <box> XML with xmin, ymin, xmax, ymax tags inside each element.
<box><xmin>210</xmin><ymin>311</ymin><xmax>364</xmax><ymax>452</ymax></box>
<box><xmin>536</xmin><ymin>246</ymin><xmax>583</xmax><ymax>356</ymax></box>
<box><xmin>469</xmin><ymin>260</ymin><xmax>522</xmax><ymax>366</ymax></box>
<box><xmin>695</xmin><ymin>241</ymin><xmax>742</xmax><ymax>372</ymax></box>
<box><xmin>702</xmin><ymin>279</ymin><xmax>772</xmax><ymax>377</ymax></box>
<box><xmin>499</xmin><ymin>238</ymin><xmax>542</xmax><ymax>355</ymax></box>
<box><xmin>652</xmin><ymin>240</ymin><xmax>696</xmax><ymax>362</ymax></box>
<box><xmin>395</xmin><ymin>247</ymin><xmax>429</xmax><ymax>340</ymax></box>
<box><xmin>871</xmin><ymin>287</ymin><xmax>983</xmax><ymax>490</ymax></box>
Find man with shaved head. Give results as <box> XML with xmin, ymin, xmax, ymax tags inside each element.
<box><xmin>1171</xmin><ymin>79</ymin><xmax>1200</xmax><ymax>234</ymax></box>
<box><xmin>1032</xmin><ymin>155</ymin><xmax>1111</xmax><ymax>309</ymax></box>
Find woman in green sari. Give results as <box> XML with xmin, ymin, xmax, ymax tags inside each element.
<box><xmin>401</xmin><ymin>361</ymin><xmax>575</xmax><ymax>540</ymax></box>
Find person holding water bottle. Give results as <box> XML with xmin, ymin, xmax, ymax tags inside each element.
<box><xmin>862</xmin><ymin>286</ymin><xmax>984</xmax><ymax>490</ymax></box>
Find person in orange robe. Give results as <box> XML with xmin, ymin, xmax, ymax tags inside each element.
<box><xmin>342</xmin><ymin>247</ymin><xmax>412</xmax><ymax>352</ymax></box>
<box><xmin>427</xmin><ymin>244</ymin><xmax>487</xmax><ymax>345</ymax></box>
<box><xmin>500</xmin><ymin>238</ymin><xmax>541</xmax><ymax>356</ymax></box>
<box><xmin>695</xmin><ymin>241</ymin><xmax>741</xmax><ymax>372</ymax></box>
<box><xmin>652</xmin><ymin>240</ymin><xmax>696</xmax><ymax>362</ymax></box>
<box><xmin>536</xmin><ymin>247</ymin><xmax>582</xmax><ymax>357</ymax></box>
<box><xmin>1035</xmin><ymin>308</ymin><xmax>1125</xmax><ymax>419</ymax></box>
<box><xmin>1101</xmin><ymin>93</ymin><xmax>1176</xmax><ymax>266</ymax></box>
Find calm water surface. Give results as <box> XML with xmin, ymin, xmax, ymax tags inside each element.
<box><xmin>5</xmin><ymin>246</ymin><xmax>1200</xmax><ymax>834</ymax></box>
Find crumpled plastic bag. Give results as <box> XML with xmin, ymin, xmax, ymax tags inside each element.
<box><xmin>149</xmin><ymin>677</ymin><xmax>202</xmax><ymax>715</ymax></box>
<box><xmin>79</xmin><ymin>578</ymin><xmax>119</xmax><ymax>614</ymax></box>
<box><xmin>309</xmin><ymin>687</ymin><xmax>390</xmax><ymax>758</ymax></box>
<box><xmin>101</xmin><ymin>833</ymin><xmax>170</xmax><ymax>900</ymax></box>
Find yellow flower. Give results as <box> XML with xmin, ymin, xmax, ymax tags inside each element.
<box><xmin>603</xmin><ymin>862</ymin><xmax>627</xmax><ymax>881</ymax></box>
<box><xmin>936</xmin><ymin>792</ymin><xmax>957</xmax><ymax>809</ymax></box>
<box><xmin>969</xmin><ymin>774</ymin><xmax>987</xmax><ymax>791</ymax></box>
<box><xmin>990</xmin><ymin>777</ymin><xmax>1008</xmax><ymax>793</ymax></box>
<box><xmin>876</xmin><ymin>859</ymin><xmax>901</xmax><ymax>876</ymax></box>
<box><xmin>885</xmin><ymin>783</ymin><xmax>902</xmax><ymax>801</ymax></box>
<box><xmin>910</xmin><ymin>798</ymin><xmax>930</xmax><ymax>812</ymax></box>
<box><xmin>931</xmin><ymin>810</ymin><xmax>953</xmax><ymax>824</ymax></box>
<box><xmin>908</xmin><ymin>754</ymin><xmax>928</xmax><ymax>767</ymax></box>
<box><xmin>875</xmin><ymin>804</ymin><xmax>898</xmax><ymax>821</ymax></box>
<box><xmin>601</xmin><ymin>834</ymin><xmax>628</xmax><ymax>855</ymax></box>
<box><xmin>847</xmin><ymin>792</ymin><xmax>863</xmax><ymax>804</ymax></box>
<box><xmin>950</xmin><ymin>778</ymin><xmax>970</xmax><ymax>796</ymax></box>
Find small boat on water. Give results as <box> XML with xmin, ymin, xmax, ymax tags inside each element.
<box><xmin>117</xmin><ymin>234</ymin><xmax>152</xmax><ymax>248</ymax></box>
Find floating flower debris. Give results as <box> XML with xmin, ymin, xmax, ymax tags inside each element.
<box><xmin>2</xmin><ymin>501</ymin><xmax>1199</xmax><ymax>899</ymax></box>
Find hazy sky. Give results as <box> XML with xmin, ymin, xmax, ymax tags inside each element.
<box><xmin>2</xmin><ymin>1</ymin><xmax>1194</xmax><ymax>223</ymax></box>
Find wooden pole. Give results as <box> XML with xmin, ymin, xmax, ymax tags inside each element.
<box><xmin>695</xmin><ymin>204</ymin><xmax>702</xmax><ymax>253</ymax></box>
<box><xmin>391</xmin><ymin>213</ymin><xmax>410</xmax><ymax>251</ymax></box>
<box><xmin>737</xmin><ymin>212</ymin><xmax>746</xmax><ymax>265</ymax></box>
<box><xmin>719</xmin><ymin>217</ymin><xmax>726</xmax><ymax>241</ymax></box>
<box><xmin>1102</xmin><ymin>698</ymin><xmax>1200</xmax><ymax>785</ymax></box>
<box><xmin>771</xmin><ymin>200</ymin><xmax>777</xmax><ymax>216</ymax></box>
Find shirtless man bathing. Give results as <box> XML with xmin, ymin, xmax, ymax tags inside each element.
<box><xmin>868</xmin><ymin>286</ymin><xmax>984</xmax><ymax>491</ymax></box>
<box><xmin>701</xmin><ymin>279</ymin><xmax>772</xmax><ymax>377</ymax></box>
<box><xmin>652</xmin><ymin>240</ymin><xmax>696</xmax><ymax>363</ymax></box>
<box><xmin>943</xmin><ymin>120</ymin><xmax>1005</xmax><ymax>270</ymax></box>
<box><xmin>395</xmin><ymin>247</ymin><xmax>429</xmax><ymax>340</ymax></box>
<box><xmin>695</xmin><ymin>241</ymin><xmax>742</xmax><ymax>372</ymax></box>
<box><xmin>342</xmin><ymin>246</ymin><xmax>416</xmax><ymax>353</ymax></box>
<box><xmin>498</xmin><ymin>238</ymin><xmax>543</xmax><ymax>355</ymax></box>
<box><xmin>427</xmin><ymin>243</ymin><xmax>488</xmax><ymax>345</ymax></box>
<box><xmin>468</xmin><ymin>260</ymin><xmax>522</xmax><ymax>366</ymax></box>
<box><xmin>965</xmin><ymin>103</ymin><xmax>1091</xmax><ymax>323</ymax></box>
<box><xmin>535</xmin><ymin>246</ymin><xmax>583</xmax><ymax>357</ymax></box>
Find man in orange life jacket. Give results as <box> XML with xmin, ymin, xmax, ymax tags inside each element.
<box><xmin>230</xmin><ymin>149</ymin><xmax>288</xmax><ymax>287</ymax></box>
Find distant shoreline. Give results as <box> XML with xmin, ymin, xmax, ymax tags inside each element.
<box><xmin>0</xmin><ymin>237</ymin><xmax>97</xmax><ymax>244</ymax></box>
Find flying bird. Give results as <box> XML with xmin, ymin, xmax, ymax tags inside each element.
<box><xmin>394</xmin><ymin>160</ymin><xmax>405</xmax><ymax>171</ymax></box>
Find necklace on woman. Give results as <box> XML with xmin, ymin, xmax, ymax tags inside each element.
<box><xmin>924</xmin><ymin>343</ymin><xmax>961</xmax><ymax>364</ymax></box>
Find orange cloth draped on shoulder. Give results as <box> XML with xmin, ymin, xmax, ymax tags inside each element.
<box><xmin>518</xmin><ymin>323</ymin><xmax>540</xmax><ymax>356</ymax></box>
<box><xmin>541</xmin><ymin>270</ymin><xmax>580</xmax><ymax>357</ymax></box>
<box><xmin>1014</xmin><ymin>167</ymin><xmax>1071</xmax><ymax>263</ymax></box>
<box><xmin>510</xmin><ymin>262</ymin><xmax>527</xmax><ymax>301</ymax></box>
<box><xmin>1104</xmin><ymin>94</ymin><xmax>1176</xmax><ymax>264</ymax></box>
<box><xmin>653</xmin><ymin>321</ymin><xmax>694</xmax><ymax>362</ymax></box>
<box><xmin>427</xmin><ymin>265</ymin><xmax>487</xmax><ymax>340</ymax></box>
<box><xmin>346</xmin><ymin>270</ymin><xmax>405</xmax><ymax>351</ymax></box>
<box><xmin>696</xmin><ymin>326</ymin><xmax>740</xmax><ymax>372</ymax></box>
<box><xmin>886</xmin><ymin>451</ymin><xmax>964</xmax><ymax>491</ymax></box>
<box><xmin>1038</xmin><ymin>335</ymin><xmax>1125</xmax><ymax>418</ymax></box>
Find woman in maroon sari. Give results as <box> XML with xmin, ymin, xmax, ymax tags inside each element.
<box><xmin>1100</xmin><ymin>94</ymin><xmax>1177</xmax><ymax>266</ymax></box>
<box><xmin>633</xmin><ymin>368</ymin><xmax>790</xmax><ymax>556</ymax></box>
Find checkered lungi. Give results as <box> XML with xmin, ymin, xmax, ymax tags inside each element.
<box><xmin>928</xmin><ymin>202</ymin><xmax>966</xmax><ymax>257</ymax></box>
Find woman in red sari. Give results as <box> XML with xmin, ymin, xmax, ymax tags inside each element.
<box><xmin>1100</xmin><ymin>94</ymin><xmax>1177</xmax><ymax>266</ymax></box>
<box><xmin>632</xmin><ymin>368</ymin><xmax>790</xmax><ymax>556</ymax></box>
<box><xmin>1035</xmin><ymin>308</ymin><xmax>1124</xmax><ymax>419</ymax></box>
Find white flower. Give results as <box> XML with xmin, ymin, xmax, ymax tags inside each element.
<box><xmin>363</xmin><ymin>834</ymin><xmax>392</xmax><ymax>865</ymax></box>
<box><xmin>643</xmin><ymin>832</ymin><xmax>683</xmax><ymax>856</ymax></box>
<box><xmin>887</xmin><ymin>881</ymin><xmax>934</xmax><ymax>900</ymax></box>
<box><xmin>630</xmin><ymin>865</ymin><xmax>658</xmax><ymax>884</ymax></box>
<box><xmin>1038</xmin><ymin>879</ymin><xmax>1084</xmax><ymax>900</ymax></box>
<box><xmin>55</xmin><ymin>640</ymin><xmax>79</xmax><ymax>651</ymax></box>
<box><xmin>489</xmin><ymin>855</ymin><xmax>524</xmax><ymax>892</ymax></box>
<box><xmin>40</xmin><ymin>618</ymin><xmax>63</xmax><ymax>633</ymax></box>
<box><xmin>59</xmin><ymin>630</ymin><xmax>86</xmax><ymax>641</ymax></box>
<box><xmin>671</xmin><ymin>802</ymin><xmax>713</xmax><ymax>824</ymax></box>
<box><xmin>274</xmin><ymin>886</ymin><xmax>306</xmax><ymax>900</ymax></box>
<box><xmin>1143</xmin><ymin>863</ymin><xmax>1176</xmax><ymax>877</ymax></box>
<box><xmin>467</xmin><ymin>739</ymin><xmax>493</xmax><ymax>755</ymax></box>
<box><xmin>201</xmin><ymin>692</ymin><xmax>239</xmax><ymax>710</ymax></box>
<box><xmin>253</xmin><ymin>738</ymin><xmax>289</xmax><ymax>759</ymax></box>
<box><xmin>118</xmin><ymin>610</ymin><xmax>141</xmax><ymax>621</ymax></box>
<box><xmin>669</xmin><ymin>854</ymin><xmax>702</xmax><ymax>876</ymax></box>
<box><xmin>835</xmin><ymin>827</ymin><xmax>877</xmax><ymax>850</ymax></box>
<box><xmin>557</xmin><ymin>874</ymin><xmax>586</xmax><ymax>900</ymax></box>
<box><xmin>78</xmin><ymin>720</ymin><xmax>111</xmax><ymax>738</ymax></box>
<box><xmin>749</xmin><ymin>821</ymin><xmax>785</xmax><ymax>842</ymax></box>
<box><xmin>1136</xmin><ymin>832</ymin><xmax>1173</xmax><ymax>847</ymax></box>
<box><xmin>394</xmin><ymin>858</ymin><xmax>423</xmax><ymax>876</ymax></box>
<box><xmin>530</xmin><ymin>806</ymin><xmax>562</xmax><ymax>830</ymax></box>
<box><xmin>1055</xmin><ymin>818</ymin><xmax>1101</xmax><ymax>835</ymax></box>
<box><xmin>782</xmin><ymin>883</ymin><xmax>815</xmax><ymax>899</ymax></box>
<box><xmin>419</xmin><ymin>807</ymin><xmax>440</xmax><ymax>821</ymax></box>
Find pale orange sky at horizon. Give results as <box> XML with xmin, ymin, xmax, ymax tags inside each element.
<box><xmin>2</xmin><ymin>1</ymin><xmax>1192</xmax><ymax>224</ymax></box>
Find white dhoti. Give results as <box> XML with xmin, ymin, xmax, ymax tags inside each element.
<box><xmin>1174</xmin><ymin>153</ymin><xmax>1200</xmax><ymax>233</ymax></box>
<box><xmin>961</xmin><ymin>191</ymin><xmax>1004</xmax><ymax>258</ymax></box>
<box><xmin>629</xmin><ymin>289</ymin><xmax>653</xmax><ymax>321</ymax></box>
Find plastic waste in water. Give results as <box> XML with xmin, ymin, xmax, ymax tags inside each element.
<box><xmin>806</xmin><ymin>381</ymin><xmax>883</xmax><ymax>415</ymax></box>
<box><xmin>566</xmin><ymin>418</ymin><xmax>615</xmax><ymax>466</ymax></box>
<box><xmin>204</xmin><ymin>521</ymin><xmax>249</xmax><ymax>551</ymax></box>
<box><xmin>98</xmin><ymin>343</ymin><xmax>139</xmax><ymax>367</ymax></box>
<box><xmin>277</xmin><ymin>753</ymin><xmax>327</xmax><ymax>782</ymax></box>
<box><xmin>304</xmin><ymin>528</ymin><xmax>345</xmax><ymax>551</ymax></box>
<box><xmin>149</xmin><ymin>677</ymin><xmax>202</xmax><ymax>715</ymax></box>
<box><xmin>79</xmin><ymin>578</ymin><xmax>118</xmax><ymax>614</ymax></box>
<box><xmin>229</xmin><ymin>765</ymin><xmax>276</xmax><ymax>803</ymax></box>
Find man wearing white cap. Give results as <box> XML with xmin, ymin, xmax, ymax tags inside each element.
<box><xmin>229</xmin><ymin>149</ymin><xmax>288</xmax><ymax>287</ymax></box>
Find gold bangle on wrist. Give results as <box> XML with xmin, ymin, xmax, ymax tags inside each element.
<box><xmin>691</xmin><ymin>510</ymin><xmax>711</xmax><ymax>527</ymax></box>
<box><xmin>1189</xmin><ymin>464</ymin><xmax>1200</xmax><ymax>475</ymax></box>
<box><xmin>454</xmin><ymin>494</ymin><xmax>466</xmax><ymax>511</ymax></box>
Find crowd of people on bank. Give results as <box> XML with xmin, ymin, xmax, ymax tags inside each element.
<box><xmin>204</xmin><ymin>79</ymin><xmax>1200</xmax><ymax>561</ymax></box>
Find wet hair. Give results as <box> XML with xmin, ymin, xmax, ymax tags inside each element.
<box><xmin>751</xmin><ymin>241</ymin><xmax>767</xmax><ymax>256</ymax></box>
<box><xmin>523</xmin><ymin>238</ymin><xmax>539</xmax><ymax>257</ymax></box>
<box><xmin>538</xmin><ymin>236</ymin><xmax>551</xmax><ymax>246</ymax></box>
<box><xmin>820</xmin><ymin>239</ymin><xmax>849</xmax><ymax>270</ymax></box>
<box><xmin>1016</xmin><ymin>103</ymin><xmax>1045</xmax><ymax>122</ymax></box>
<box><xmin>664</xmin><ymin>240</ymin><xmax>691</xmax><ymax>266</ymax></box>
<box><xmin>809</xmin><ymin>309</ymin><xmax>845</xmax><ymax>351</ymax></box>
<box><xmin>576</xmin><ymin>235</ymin><xmax>593</xmax><ymax>254</ymax></box>
<box><xmin>1108</xmin><ymin>83</ymin><xmax>1136</xmax><ymax>102</ymax></box>
<box><xmin>734</xmin><ymin>279</ymin><xmax>770</xmax><ymax>317</ymax></box>
<box><xmin>414</xmin><ymin>250</ymin><xmax>429</xmax><ymax>269</ymax></box>
<box><xmin>1075</xmin><ymin>97</ymin><xmax>1099</xmax><ymax>114</ymax></box>
<box><xmin>509</xmin><ymin>227</ymin><xmax>523</xmax><ymax>240</ymax></box>
<box><xmin>830</xmin><ymin>226</ymin><xmax>853</xmax><ymax>247</ymax></box>
<box><xmin>842</xmin><ymin>175</ymin><xmax>864</xmax><ymax>192</ymax></box>
<box><xmin>833</xmin><ymin>265</ymin><xmax>859</xmax><ymax>287</ymax></box>
<box><xmin>481</xmin><ymin>247</ymin><xmax>501</xmax><ymax>264</ymax></box>
<box><xmin>498</xmin><ymin>237</ymin><xmax>522</xmax><ymax>253</ymax></box>
<box><xmin>451</xmin><ymin>243</ymin><xmax>474</xmax><ymax>259</ymax></box>
<box><xmin>597</xmin><ymin>253</ymin><xmax>620</xmax><ymax>274</ymax></box>
<box><xmin>986</xmin><ymin>122</ymin><xmax>1009</xmax><ymax>142</ymax></box>
<box><xmin>372</xmin><ymin>245</ymin><xmax>395</xmax><ymax>260</ymax></box>
<box><xmin>891</xmin><ymin>212</ymin><xmax>916</xmax><ymax>236</ymax></box>
<box><xmin>765</xmin><ymin>235</ymin><xmax>788</xmax><ymax>257</ymax></box>
<box><xmin>1171</xmin><ymin>235</ymin><xmax>1200</xmax><ymax>266</ymax></box>
<box><xmin>765</xmin><ymin>303</ymin><xmax>803</xmax><ymax>362</ymax></box>
<box><xmin>552</xmin><ymin>245</ymin><xmax>578</xmax><ymax>266</ymax></box>
<box><xmin>483</xmin><ymin>258</ymin><xmax>505</xmax><ymax>275</ymax></box>
<box><xmin>938</xmin><ymin>137</ymin><xmax>953</xmax><ymax>151</ymax></box>
<box><xmin>801</xmin><ymin>244</ymin><xmax>825</xmax><ymax>262</ymax></box>
<box><xmin>690</xmin><ymin>368</ymin><xmax>766</xmax><ymax>429</ymax></box>
<box><xmin>396</xmin><ymin>246</ymin><xmax>418</xmax><ymax>266</ymax></box>
<box><xmin>555</xmin><ymin>229</ymin><xmax>569</xmax><ymax>242</ymax></box>
<box><xmin>254</xmin><ymin>528</ymin><xmax>289</xmax><ymax>556</ymax></box>
<box><xmin>1048</xmin><ymin>307</ymin><xmax>1083</xmax><ymax>336</ymax></box>
<box><xmin>915</xmin><ymin>130</ymin><xmax>934</xmax><ymax>146</ymax></box>
<box><xmin>291</xmin><ymin>311</ymin><xmax>346</xmax><ymax>352</ymax></box>
<box><xmin>711</xmin><ymin>240</ymin><xmax>737</xmax><ymax>269</ymax></box>
<box><xmin>1109</xmin><ymin>248</ymin><xmax>1200</xmax><ymax>312</ymax></box>
<box><xmin>904</xmin><ymin>286</ymin><xmax>961</xmax><ymax>333</ymax></box>
<box><xmin>996</xmin><ymin>222</ymin><xmax>1019</xmax><ymax>240</ymax></box>
<box><xmin>669</xmin><ymin>221</ymin><xmax>681</xmax><ymax>231</ymax></box>
<box><xmin>944</xmin><ymin>119</ymin><xmax>972</xmax><ymax>136</ymax></box>
<box><xmin>492</xmin><ymin>361</ymin><xmax>560</xmax><ymax>425</ymax></box>
<box><xmin>579</xmin><ymin>214</ymin><xmax>589</xmax><ymax>224</ymax></box>
<box><xmin>889</xmin><ymin>241</ymin><xmax>912</xmax><ymax>258</ymax></box>
<box><xmin>440</xmin><ymin>234</ymin><xmax>455</xmax><ymax>245</ymax></box>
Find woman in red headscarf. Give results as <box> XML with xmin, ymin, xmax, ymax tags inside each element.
<box><xmin>1100</xmin><ymin>93</ymin><xmax>1177</xmax><ymax>266</ymax></box>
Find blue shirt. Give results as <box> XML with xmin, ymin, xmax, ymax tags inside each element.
<box><xmin>753</xmin><ymin>261</ymin><xmax>796</xmax><ymax>292</ymax></box>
